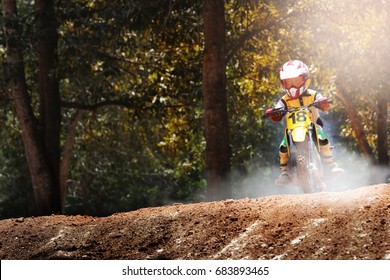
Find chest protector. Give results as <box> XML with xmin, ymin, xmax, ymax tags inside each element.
<box><xmin>281</xmin><ymin>89</ymin><xmax>319</xmax><ymax>124</ymax></box>
<box><xmin>282</xmin><ymin>89</ymin><xmax>316</xmax><ymax>107</ymax></box>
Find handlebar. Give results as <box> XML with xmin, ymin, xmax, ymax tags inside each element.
<box><xmin>262</xmin><ymin>108</ymin><xmax>285</xmax><ymax>118</ymax></box>
<box><xmin>262</xmin><ymin>99</ymin><xmax>332</xmax><ymax>118</ymax></box>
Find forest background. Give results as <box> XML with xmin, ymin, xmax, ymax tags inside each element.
<box><xmin>0</xmin><ymin>0</ymin><xmax>389</xmax><ymax>219</ymax></box>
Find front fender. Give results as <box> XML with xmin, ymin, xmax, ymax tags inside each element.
<box><xmin>291</xmin><ymin>127</ymin><xmax>308</xmax><ymax>142</ymax></box>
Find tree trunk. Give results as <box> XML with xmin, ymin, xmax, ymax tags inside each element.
<box><xmin>337</xmin><ymin>93</ymin><xmax>376</xmax><ymax>163</ymax></box>
<box><xmin>60</xmin><ymin>110</ymin><xmax>84</xmax><ymax>212</ymax></box>
<box><xmin>203</xmin><ymin>0</ymin><xmax>231</xmax><ymax>201</ymax></box>
<box><xmin>35</xmin><ymin>0</ymin><xmax>62</xmax><ymax>213</ymax></box>
<box><xmin>335</xmin><ymin>81</ymin><xmax>376</xmax><ymax>164</ymax></box>
<box><xmin>376</xmin><ymin>91</ymin><xmax>389</xmax><ymax>166</ymax></box>
<box><xmin>2</xmin><ymin>0</ymin><xmax>54</xmax><ymax>215</ymax></box>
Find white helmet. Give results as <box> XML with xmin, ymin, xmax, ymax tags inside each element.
<box><xmin>280</xmin><ymin>60</ymin><xmax>310</xmax><ymax>99</ymax></box>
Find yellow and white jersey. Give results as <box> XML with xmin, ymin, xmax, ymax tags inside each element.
<box><xmin>274</xmin><ymin>89</ymin><xmax>325</xmax><ymax>126</ymax></box>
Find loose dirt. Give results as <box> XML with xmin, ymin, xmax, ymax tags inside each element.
<box><xmin>0</xmin><ymin>184</ymin><xmax>389</xmax><ymax>260</ymax></box>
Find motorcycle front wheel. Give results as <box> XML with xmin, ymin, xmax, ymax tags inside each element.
<box><xmin>295</xmin><ymin>147</ymin><xmax>312</xmax><ymax>193</ymax></box>
<box><xmin>295</xmin><ymin>141</ymin><xmax>326</xmax><ymax>193</ymax></box>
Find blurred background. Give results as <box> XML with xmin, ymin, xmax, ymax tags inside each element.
<box><xmin>0</xmin><ymin>0</ymin><xmax>388</xmax><ymax>218</ymax></box>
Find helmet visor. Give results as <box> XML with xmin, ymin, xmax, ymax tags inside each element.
<box><xmin>281</xmin><ymin>76</ymin><xmax>305</xmax><ymax>90</ymax></box>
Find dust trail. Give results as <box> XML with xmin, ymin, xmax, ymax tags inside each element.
<box><xmin>232</xmin><ymin>107</ymin><xmax>389</xmax><ymax>198</ymax></box>
<box><xmin>321</xmin><ymin>112</ymin><xmax>389</xmax><ymax>191</ymax></box>
<box><xmin>232</xmin><ymin>143</ymin><xmax>389</xmax><ymax>199</ymax></box>
<box><xmin>231</xmin><ymin>165</ymin><xmax>299</xmax><ymax>199</ymax></box>
<box><xmin>325</xmin><ymin>144</ymin><xmax>389</xmax><ymax>192</ymax></box>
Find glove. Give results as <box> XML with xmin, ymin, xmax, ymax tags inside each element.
<box><xmin>317</xmin><ymin>98</ymin><xmax>330</xmax><ymax>112</ymax></box>
<box><xmin>265</xmin><ymin>108</ymin><xmax>284</xmax><ymax>123</ymax></box>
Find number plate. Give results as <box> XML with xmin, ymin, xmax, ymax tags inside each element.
<box><xmin>286</xmin><ymin>110</ymin><xmax>311</xmax><ymax>129</ymax></box>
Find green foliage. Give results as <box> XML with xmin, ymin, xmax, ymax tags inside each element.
<box><xmin>0</xmin><ymin>0</ymin><xmax>388</xmax><ymax>218</ymax></box>
<box><xmin>56</xmin><ymin>0</ymin><xmax>207</xmax><ymax>215</ymax></box>
<box><xmin>224</xmin><ymin>1</ymin><xmax>287</xmax><ymax>190</ymax></box>
<box><xmin>64</xmin><ymin>105</ymin><xmax>206</xmax><ymax>216</ymax></box>
<box><xmin>0</xmin><ymin>112</ymin><xmax>34</xmax><ymax>218</ymax></box>
<box><xmin>294</xmin><ymin>0</ymin><xmax>389</xmax><ymax>160</ymax></box>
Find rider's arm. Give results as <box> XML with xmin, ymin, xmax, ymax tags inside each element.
<box><xmin>264</xmin><ymin>98</ymin><xmax>287</xmax><ymax>123</ymax></box>
<box><xmin>314</xmin><ymin>92</ymin><xmax>330</xmax><ymax>112</ymax></box>
<box><xmin>274</xmin><ymin>98</ymin><xmax>287</xmax><ymax>111</ymax></box>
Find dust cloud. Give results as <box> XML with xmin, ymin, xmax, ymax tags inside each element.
<box><xmin>233</xmin><ymin>144</ymin><xmax>389</xmax><ymax>200</ymax></box>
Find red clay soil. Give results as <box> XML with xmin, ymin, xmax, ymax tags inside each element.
<box><xmin>0</xmin><ymin>184</ymin><xmax>389</xmax><ymax>260</ymax></box>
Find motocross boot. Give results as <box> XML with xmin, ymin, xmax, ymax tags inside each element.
<box><xmin>319</xmin><ymin>142</ymin><xmax>344</xmax><ymax>176</ymax></box>
<box><xmin>275</xmin><ymin>150</ymin><xmax>291</xmax><ymax>186</ymax></box>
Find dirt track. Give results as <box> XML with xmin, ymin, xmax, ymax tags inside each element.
<box><xmin>0</xmin><ymin>184</ymin><xmax>389</xmax><ymax>260</ymax></box>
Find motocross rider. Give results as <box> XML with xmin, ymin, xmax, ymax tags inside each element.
<box><xmin>265</xmin><ymin>60</ymin><xmax>344</xmax><ymax>186</ymax></box>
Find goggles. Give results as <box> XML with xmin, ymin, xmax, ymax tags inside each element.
<box><xmin>281</xmin><ymin>76</ymin><xmax>305</xmax><ymax>90</ymax></box>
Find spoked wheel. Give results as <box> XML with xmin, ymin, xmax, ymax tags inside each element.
<box><xmin>294</xmin><ymin>141</ymin><xmax>325</xmax><ymax>193</ymax></box>
<box><xmin>296</xmin><ymin>152</ymin><xmax>312</xmax><ymax>193</ymax></box>
<box><xmin>290</xmin><ymin>141</ymin><xmax>326</xmax><ymax>193</ymax></box>
<box><xmin>295</xmin><ymin>142</ymin><xmax>326</xmax><ymax>193</ymax></box>
<box><xmin>309</xmin><ymin>168</ymin><xmax>327</xmax><ymax>192</ymax></box>
<box><xmin>308</xmin><ymin>142</ymin><xmax>327</xmax><ymax>192</ymax></box>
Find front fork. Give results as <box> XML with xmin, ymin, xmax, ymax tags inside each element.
<box><xmin>287</xmin><ymin>124</ymin><xmax>318</xmax><ymax>173</ymax></box>
<box><xmin>287</xmin><ymin>125</ymin><xmax>317</xmax><ymax>172</ymax></box>
<box><xmin>307</xmin><ymin>124</ymin><xmax>318</xmax><ymax>172</ymax></box>
<box><xmin>287</xmin><ymin>129</ymin><xmax>296</xmax><ymax>169</ymax></box>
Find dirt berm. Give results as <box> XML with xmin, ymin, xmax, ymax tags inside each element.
<box><xmin>0</xmin><ymin>184</ymin><xmax>389</xmax><ymax>260</ymax></box>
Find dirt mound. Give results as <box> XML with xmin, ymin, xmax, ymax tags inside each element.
<box><xmin>0</xmin><ymin>184</ymin><xmax>389</xmax><ymax>260</ymax></box>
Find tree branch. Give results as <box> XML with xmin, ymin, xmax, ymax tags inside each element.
<box><xmin>61</xmin><ymin>99</ymin><xmax>196</xmax><ymax>111</ymax></box>
<box><xmin>226</xmin><ymin>12</ymin><xmax>293</xmax><ymax>63</ymax></box>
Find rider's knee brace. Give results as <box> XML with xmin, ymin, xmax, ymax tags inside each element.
<box><xmin>279</xmin><ymin>145</ymin><xmax>288</xmax><ymax>153</ymax></box>
<box><xmin>319</xmin><ymin>139</ymin><xmax>335</xmax><ymax>164</ymax></box>
<box><xmin>319</xmin><ymin>138</ymin><xmax>329</xmax><ymax>146</ymax></box>
<box><xmin>278</xmin><ymin>145</ymin><xmax>289</xmax><ymax>171</ymax></box>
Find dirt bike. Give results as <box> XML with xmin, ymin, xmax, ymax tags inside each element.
<box><xmin>263</xmin><ymin>100</ymin><xmax>329</xmax><ymax>193</ymax></box>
